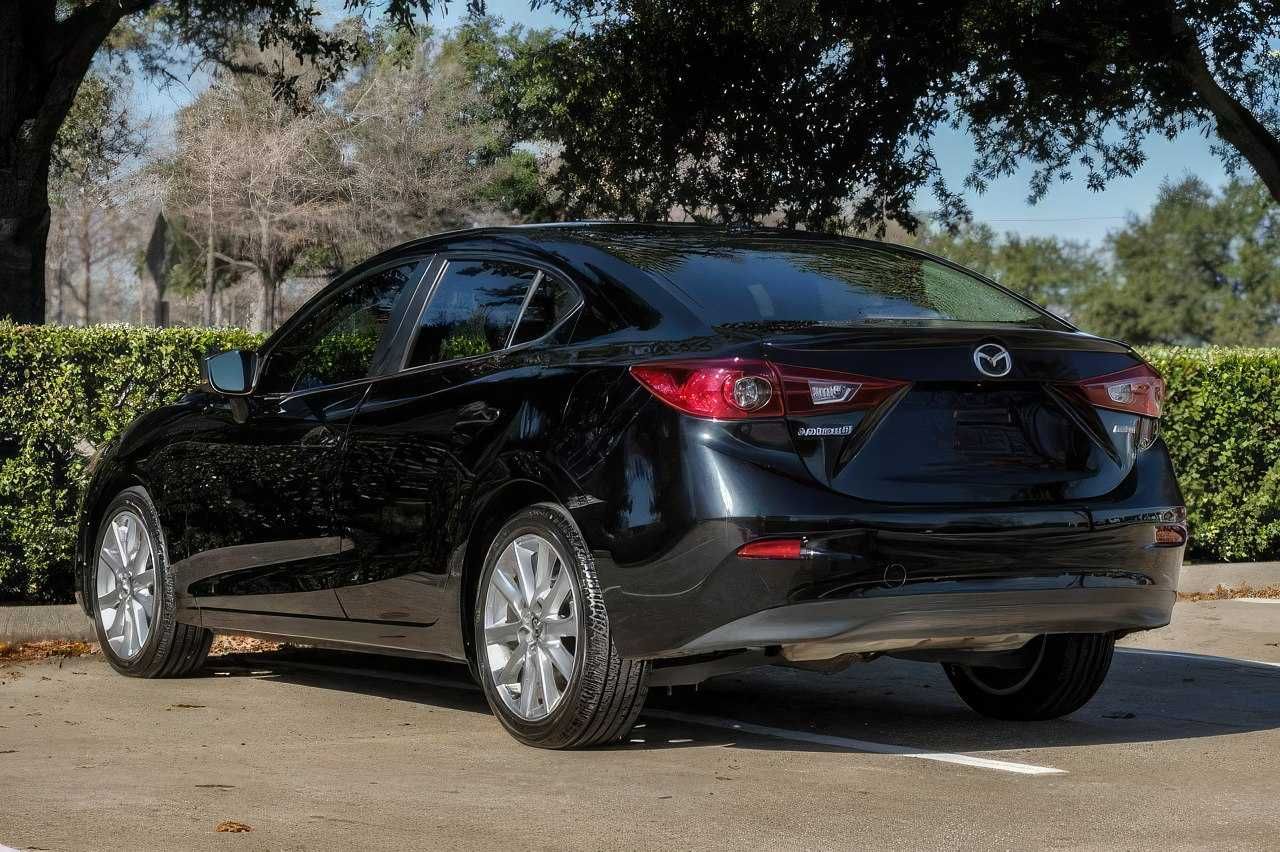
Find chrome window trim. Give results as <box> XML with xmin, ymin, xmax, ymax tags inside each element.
<box><xmin>254</xmin><ymin>256</ymin><xmax>432</xmax><ymax>402</ymax></box>
<box><xmin>398</xmin><ymin>254</ymin><xmax>583</xmax><ymax>375</ymax></box>
<box><xmin>505</xmin><ymin>271</ymin><xmax>545</xmax><ymax>349</ymax></box>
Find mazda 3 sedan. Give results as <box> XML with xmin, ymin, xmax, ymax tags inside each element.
<box><xmin>75</xmin><ymin>224</ymin><xmax>1185</xmax><ymax>748</ymax></box>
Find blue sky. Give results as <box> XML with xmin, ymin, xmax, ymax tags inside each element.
<box><xmin>129</xmin><ymin>0</ymin><xmax>1237</xmax><ymax>248</ymax></box>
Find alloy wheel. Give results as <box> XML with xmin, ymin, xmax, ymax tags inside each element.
<box><xmin>482</xmin><ymin>533</ymin><xmax>579</xmax><ymax>721</ymax></box>
<box><xmin>96</xmin><ymin>508</ymin><xmax>157</xmax><ymax>660</ymax></box>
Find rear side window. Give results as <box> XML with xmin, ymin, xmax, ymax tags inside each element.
<box><xmin>511</xmin><ymin>275</ymin><xmax>580</xmax><ymax>345</ymax></box>
<box><xmin>646</xmin><ymin>241</ymin><xmax>1053</xmax><ymax>328</ymax></box>
<box><xmin>407</xmin><ymin>259</ymin><xmax>538</xmax><ymax>367</ymax></box>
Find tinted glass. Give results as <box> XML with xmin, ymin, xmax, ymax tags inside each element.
<box><xmin>611</xmin><ymin>238</ymin><xmax>1051</xmax><ymax>328</ymax></box>
<box><xmin>511</xmin><ymin>275</ymin><xmax>579</xmax><ymax>345</ymax></box>
<box><xmin>407</xmin><ymin>260</ymin><xmax>538</xmax><ymax>367</ymax></box>
<box><xmin>259</xmin><ymin>263</ymin><xmax>419</xmax><ymax>394</ymax></box>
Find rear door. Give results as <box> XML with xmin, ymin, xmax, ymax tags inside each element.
<box><xmin>331</xmin><ymin>256</ymin><xmax>581</xmax><ymax>650</ymax></box>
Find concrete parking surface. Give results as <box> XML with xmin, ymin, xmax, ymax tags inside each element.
<box><xmin>2</xmin><ymin>600</ymin><xmax>1278</xmax><ymax>851</ymax></box>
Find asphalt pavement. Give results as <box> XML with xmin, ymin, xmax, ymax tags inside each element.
<box><xmin>1</xmin><ymin>599</ymin><xmax>1277</xmax><ymax>851</ymax></box>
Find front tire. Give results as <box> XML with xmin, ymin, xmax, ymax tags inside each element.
<box><xmin>943</xmin><ymin>633</ymin><xmax>1115</xmax><ymax>721</ymax></box>
<box><xmin>473</xmin><ymin>503</ymin><xmax>649</xmax><ymax>749</ymax></box>
<box><xmin>92</xmin><ymin>487</ymin><xmax>213</xmax><ymax>678</ymax></box>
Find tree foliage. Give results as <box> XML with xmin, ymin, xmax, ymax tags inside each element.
<box><xmin>1077</xmin><ymin>177</ymin><xmax>1280</xmax><ymax>345</ymax></box>
<box><xmin>0</xmin><ymin>0</ymin><xmax>466</xmax><ymax>323</ymax></box>
<box><xmin>516</xmin><ymin>0</ymin><xmax>1280</xmax><ymax>230</ymax></box>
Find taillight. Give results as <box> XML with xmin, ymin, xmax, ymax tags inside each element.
<box><xmin>774</xmin><ymin>364</ymin><xmax>908</xmax><ymax>415</ymax></box>
<box><xmin>1066</xmin><ymin>363</ymin><xmax>1164</xmax><ymax>451</ymax></box>
<box><xmin>628</xmin><ymin>359</ymin><xmax>784</xmax><ymax>420</ymax></box>
<box><xmin>630</xmin><ymin>359</ymin><xmax>906</xmax><ymax>420</ymax></box>
<box><xmin>1073</xmin><ymin>364</ymin><xmax>1165</xmax><ymax>418</ymax></box>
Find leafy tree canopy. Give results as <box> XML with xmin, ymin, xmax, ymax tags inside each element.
<box><xmin>1077</xmin><ymin>177</ymin><xmax>1280</xmax><ymax>346</ymax></box>
<box><xmin>509</xmin><ymin>0</ymin><xmax>1280</xmax><ymax>231</ymax></box>
<box><xmin>1</xmin><ymin>0</ymin><xmax>472</xmax><ymax>322</ymax></box>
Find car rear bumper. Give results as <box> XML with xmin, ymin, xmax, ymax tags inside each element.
<box><xmin>593</xmin><ymin>514</ymin><xmax>1183</xmax><ymax>660</ymax></box>
<box><xmin>666</xmin><ymin>586</ymin><xmax>1174</xmax><ymax>661</ymax></box>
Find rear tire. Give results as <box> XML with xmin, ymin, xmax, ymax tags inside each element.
<box><xmin>943</xmin><ymin>633</ymin><xmax>1114</xmax><ymax>721</ymax></box>
<box><xmin>473</xmin><ymin>503</ymin><xmax>649</xmax><ymax>749</ymax></box>
<box><xmin>92</xmin><ymin>487</ymin><xmax>213</xmax><ymax>678</ymax></box>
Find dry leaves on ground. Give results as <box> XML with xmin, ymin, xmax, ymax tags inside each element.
<box><xmin>0</xmin><ymin>640</ymin><xmax>97</xmax><ymax>663</ymax></box>
<box><xmin>215</xmin><ymin>820</ymin><xmax>253</xmax><ymax>833</ymax></box>
<box><xmin>1179</xmin><ymin>583</ymin><xmax>1280</xmax><ymax>602</ymax></box>
<box><xmin>209</xmin><ymin>635</ymin><xmax>282</xmax><ymax>656</ymax></box>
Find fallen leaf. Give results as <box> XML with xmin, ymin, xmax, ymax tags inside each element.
<box><xmin>215</xmin><ymin>820</ymin><xmax>252</xmax><ymax>833</ymax></box>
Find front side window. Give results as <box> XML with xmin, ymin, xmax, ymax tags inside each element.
<box><xmin>407</xmin><ymin>260</ymin><xmax>540</xmax><ymax>368</ymax></box>
<box><xmin>259</xmin><ymin>262</ymin><xmax>420</xmax><ymax>394</ymax></box>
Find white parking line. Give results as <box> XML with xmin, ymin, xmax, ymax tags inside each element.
<box><xmin>643</xmin><ymin>708</ymin><xmax>1066</xmax><ymax>775</ymax></box>
<box><xmin>240</xmin><ymin>658</ymin><xmax>1065</xmax><ymax>776</ymax></box>
<box><xmin>1118</xmin><ymin>647</ymin><xmax>1280</xmax><ymax>670</ymax></box>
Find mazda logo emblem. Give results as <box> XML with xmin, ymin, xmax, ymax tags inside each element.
<box><xmin>973</xmin><ymin>343</ymin><xmax>1012</xmax><ymax>377</ymax></box>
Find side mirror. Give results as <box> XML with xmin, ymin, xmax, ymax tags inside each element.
<box><xmin>202</xmin><ymin>350</ymin><xmax>257</xmax><ymax>396</ymax></box>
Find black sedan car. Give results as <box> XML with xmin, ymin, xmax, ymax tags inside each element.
<box><xmin>76</xmin><ymin>223</ymin><xmax>1185</xmax><ymax>748</ymax></box>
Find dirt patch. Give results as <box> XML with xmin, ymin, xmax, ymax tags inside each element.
<box><xmin>1179</xmin><ymin>583</ymin><xmax>1280</xmax><ymax>602</ymax></box>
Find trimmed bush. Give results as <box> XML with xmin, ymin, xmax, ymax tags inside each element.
<box><xmin>0</xmin><ymin>323</ymin><xmax>263</xmax><ymax>602</ymax></box>
<box><xmin>0</xmin><ymin>325</ymin><xmax>1275</xmax><ymax>601</ymax></box>
<box><xmin>1141</xmin><ymin>347</ymin><xmax>1280</xmax><ymax>564</ymax></box>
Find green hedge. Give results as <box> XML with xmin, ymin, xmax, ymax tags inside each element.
<box><xmin>1142</xmin><ymin>347</ymin><xmax>1280</xmax><ymax>563</ymax></box>
<box><xmin>0</xmin><ymin>323</ymin><xmax>263</xmax><ymax>602</ymax></box>
<box><xmin>0</xmin><ymin>325</ymin><xmax>1276</xmax><ymax>602</ymax></box>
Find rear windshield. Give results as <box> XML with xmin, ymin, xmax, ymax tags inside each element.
<box><xmin>640</xmin><ymin>240</ymin><xmax>1058</xmax><ymax>329</ymax></box>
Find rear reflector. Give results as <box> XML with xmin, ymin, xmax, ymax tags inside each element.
<box><xmin>736</xmin><ymin>538</ymin><xmax>806</xmax><ymax>559</ymax></box>
<box><xmin>1154</xmin><ymin>525</ymin><xmax>1188</xmax><ymax>547</ymax></box>
<box><xmin>1072</xmin><ymin>364</ymin><xmax>1165</xmax><ymax>418</ymax></box>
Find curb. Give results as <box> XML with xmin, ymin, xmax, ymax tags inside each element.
<box><xmin>2</xmin><ymin>561</ymin><xmax>1278</xmax><ymax>644</ymax></box>
<box><xmin>1178</xmin><ymin>562</ymin><xmax>1280</xmax><ymax>594</ymax></box>
<box><xmin>0</xmin><ymin>604</ymin><xmax>95</xmax><ymax>644</ymax></box>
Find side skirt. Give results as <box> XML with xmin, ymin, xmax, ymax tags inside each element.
<box><xmin>195</xmin><ymin>607</ymin><xmax>467</xmax><ymax>663</ymax></box>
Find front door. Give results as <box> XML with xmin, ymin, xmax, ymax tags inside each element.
<box><xmin>171</xmin><ymin>260</ymin><xmax>427</xmax><ymax>618</ymax></box>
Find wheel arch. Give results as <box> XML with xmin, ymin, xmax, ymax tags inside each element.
<box><xmin>457</xmin><ymin>479</ymin><xmax>565</xmax><ymax>669</ymax></box>
<box><xmin>76</xmin><ymin>468</ymin><xmax>152</xmax><ymax>617</ymax></box>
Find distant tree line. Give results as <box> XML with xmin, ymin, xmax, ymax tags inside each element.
<box><xmin>907</xmin><ymin>177</ymin><xmax>1280</xmax><ymax>346</ymax></box>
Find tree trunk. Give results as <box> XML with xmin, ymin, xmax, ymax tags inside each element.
<box><xmin>0</xmin><ymin>173</ymin><xmax>51</xmax><ymax>323</ymax></box>
<box><xmin>258</xmin><ymin>272</ymin><xmax>274</xmax><ymax>333</ymax></box>
<box><xmin>79</xmin><ymin>205</ymin><xmax>92</xmax><ymax>325</ymax></box>
<box><xmin>204</xmin><ymin>175</ymin><xmax>215</xmax><ymax>325</ymax></box>
<box><xmin>0</xmin><ymin>1</ymin><xmax>140</xmax><ymax>324</ymax></box>
<box><xmin>1168</xmin><ymin>13</ymin><xmax>1280</xmax><ymax>205</ymax></box>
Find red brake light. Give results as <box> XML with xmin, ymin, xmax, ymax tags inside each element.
<box><xmin>737</xmin><ymin>538</ymin><xmax>807</xmax><ymax>559</ymax></box>
<box><xmin>629</xmin><ymin>359</ymin><xmax>784</xmax><ymax>420</ymax></box>
<box><xmin>1072</xmin><ymin>364</ymin><xmax>1165</xmax><ymax>418</ymax></box>
<box><xmin>630</xmin><ymin>359</ymin><xmax>907</xmax><ymax>420</ymax></box>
